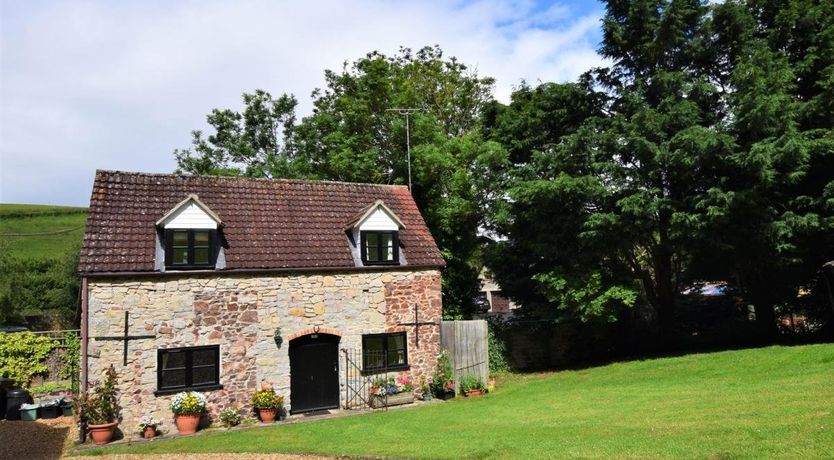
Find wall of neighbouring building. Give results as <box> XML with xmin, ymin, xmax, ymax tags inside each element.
<box><xmin>85</xmin><ymin>269</ymin><xmax>441</xmax><ymax>431</ymax></box>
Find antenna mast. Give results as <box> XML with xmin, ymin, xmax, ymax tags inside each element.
<box><xmin>387</xmin><ymin>108</ymin><xmax>421</xmax><ymax>192</ymax></box>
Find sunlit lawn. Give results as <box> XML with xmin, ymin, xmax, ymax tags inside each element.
<box><xmin>82</xmin><ymin>343</ymin><xmax>834</xmax><ymax>459</ymax></box>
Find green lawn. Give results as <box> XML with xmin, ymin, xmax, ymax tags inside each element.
<box><xmin>81</xmin><ymin>344</ymin><xmax>834</xmax><ymax>459</ymax></box>
<box><xmin>0</xmin><ymin>203</ymin><xmax>87</xmax><ymax>259</ymax></box>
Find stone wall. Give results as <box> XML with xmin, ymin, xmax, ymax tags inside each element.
<box><xmin>85</xmin><ymin>269</ymin><xmax>441</xmax><ymax>432</ymax></box>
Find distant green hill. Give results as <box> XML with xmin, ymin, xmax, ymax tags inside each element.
<box><xmin>0</xmin><ymin>204</ymin><xmax>87</xmax><ymax>328</ymax></box>
<box><xmin>0</xmin><ymin>203</ymin><xmax>87</xmax><ymax>259</ymax></box>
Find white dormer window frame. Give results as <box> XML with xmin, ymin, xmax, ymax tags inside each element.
<box><xmin>156</xmin><ymin>194</ymin><xmax>224</xmax><ymax>270</ymax></box>
<box><xmin>345</xmin><ymin>200</ymin><xmax>406</xmax><ymax>266</ymax></box>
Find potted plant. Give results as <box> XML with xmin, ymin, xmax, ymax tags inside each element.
<box><xmin>76</xmin><ymin>365</ymin><xmax>121</xmax><ymax>445</ymax></box>
<box><xmin>219</xmin><ymin>407</ymin><xmax>242</xmax><ymax>428</ymax></box>
<box><xmin>252</xmin><ymin>386</ymin><xmax>283</xmax><ymax>423</ymax></box>
<box><xmin>431</xmin><ymin>350</ymin><xmax>455</xmax><ymax>400</ymax></box>
<box><xmin>487</xmin><ymin>375</ymin><xmax>497</xmax><ymax>392</ymax></box>
<box><xmin>418</xmin><ymin>376</ymin><xmax>432</xmax><ymax>401</ymax></box>
<box><xmin>369</xmin><ymin>375</ymin><xmax>414</xmax><ymax>408</ymax></box>
<box><xmin>170</xmin><ymin>391</ymin><xmax>207</xmax><ymax>435</ymax></box>
<box><xmin>460</xmin><ymin>374</ymin><xmax>486</xmax><ymax>397</ymax></box>
<box><xmin>137</xmin><ymin>415</ymin><xmax>162</xmax><ymax>439</ymax></box>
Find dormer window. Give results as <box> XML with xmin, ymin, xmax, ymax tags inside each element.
<box><xmin>156</xmin><ymin>194</ymin><xmax>224</xmax><ymax>271</ymax></box>
<box><xmin>165</xmin><ymin>229</ymin><xmax>216</xmax><ymax>268</ymax></box>
<box><xmin>361</xmin><ymin>231</ymin><xmax>399</xmax><ymax>264</ymax></box>
<box><xmin>345</xmin><ymin>200</ymin><xmax>406</xmax><ymax>267</ymax></box>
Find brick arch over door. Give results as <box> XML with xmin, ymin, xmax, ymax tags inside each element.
<box><xmin>287</xmin><ymin>327</ymin><xmax>342</xmax><ymax>342</ymax></box>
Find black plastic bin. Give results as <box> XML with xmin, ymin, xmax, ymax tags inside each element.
<box><xmin>0</xmin><ymin>378</ymin><xmax>12</xmax><ymax>420</ymax></box>
<box><xmin>39</xmin><ymin>398</ymin><xmax>63</xmax><ymax>419</ymax></box>
<box><xmin>39</xmin><ymin>405</ymin><xmax>60</xmax><ymax>419</ymax></box>
<box><xmin>6</xmin><ymin>388</ymin><xmax>32</xmax><ymax>420</ymax></box>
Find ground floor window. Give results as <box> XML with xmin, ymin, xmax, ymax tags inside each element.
<box><xmin>157</xmin><ymin>345</ymin><xmax>220</xmax><ymax>393</ymax></box>
<box><xmin>362</xmin><ymin>332</ymin><xmax>408</xmax><ymax>372</ymax></box>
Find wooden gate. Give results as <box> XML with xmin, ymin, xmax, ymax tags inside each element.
<box><xmin>440</xmin><ymin>320</ymin><xmax>489</xmax><ymax>392</ymax></box>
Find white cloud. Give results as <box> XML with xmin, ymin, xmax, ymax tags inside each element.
<box><xmin>0</xmin><ymin>0</ymin><xmax>606</xmax><ymax>205</ymax></box>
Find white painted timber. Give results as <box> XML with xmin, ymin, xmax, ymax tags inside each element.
<box><xmin>162</xmin><ymin>202</ymin><xmax>218</xmax><ymax>229</ymax></box>
<box><xmin>358</xmin><ymin>207</ymin><xmax>399</xmax><ymax>231</ymax></box>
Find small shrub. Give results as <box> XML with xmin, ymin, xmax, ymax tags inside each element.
<box><xmin>487</xmin><ymin>318</ymin><xmax>510</xmax><ymax>374</ymax></box>
<box><xmin>76</xmin><ymin>365</ymin><xmax>121</xmax><ymax>425</ymax></box>
<box><xmin>459</xmin><ymin>374</ymin><xmax>485</xmax><ymax>393</ymax></box>
<box><xmin>219</xmin><ymin>408</ymin><xmax>242</xmax><ymax>428</ymax></box>
<box><xmin>0</xmin><ymin>332</ymin><xmax>57</xmax><ymax>387</ymax></box>
<box><xmin>61</xmin><ymin>331</ymin><xmax>81</xmax><ymax>393</ymax></box>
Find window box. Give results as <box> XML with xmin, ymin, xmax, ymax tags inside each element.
<box><xmin>369</xmin><ymin>392</ymin><xmax>414</xmax><ymax>408</ymax></box>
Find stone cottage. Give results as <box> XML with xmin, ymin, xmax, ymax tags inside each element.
<box><xmin>78</xmin><ymin>170</ymin><xmax>444</xmax><ymax>428</ymax></box>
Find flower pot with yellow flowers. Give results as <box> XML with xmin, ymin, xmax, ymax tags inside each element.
<box><xmin>252</xmin><ymin>386</ymin><xmax>284</xmax><ymax>423</ymax></box>
<box><xmin>170</xmin><ymin>391</ymin><xmax>207</xmax><ymax>435</ymax></box>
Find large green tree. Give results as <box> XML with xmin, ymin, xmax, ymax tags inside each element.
<box><xmin>176</xmin><ymin>46</ymin><xmax>502</xmax><ymax>317</ymax></box>
<box><xmin>484</xmin><ymin>0</ymin><xmax>834</xmax><ymax>335</ymax></box>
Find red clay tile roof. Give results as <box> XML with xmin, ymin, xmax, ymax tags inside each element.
<box><xmin>79</xmin><ymin>170</ymin><xmax>444</xmax><ymax>273</ymax></box>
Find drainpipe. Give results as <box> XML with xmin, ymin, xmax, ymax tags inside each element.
<box><xmin>80</xmin><ymin>276</ymin><xmax>89</xmax><ymax>393</ymax></box>
<box><xmin>79</xmin><ymin>276</ymin><xmax>89</xmax><ymax>443</ymax></box>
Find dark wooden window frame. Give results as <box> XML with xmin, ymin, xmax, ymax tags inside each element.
<box><xmin>361</xmin><ymin>331</ymin><xmax>409</xmax><ymax>373</ymax></box>
<box><xmin>360</xmin><ymin>230</ymin><xmax>400</xmax><ymax>265</ymax></box>
<box><xmin>155</xmin><ymin>345</ymin><xmax>222</xmax><ymax>395</ymax></box>
<box><xmin>164</xmin><ymin>229</ymin><xmax>218</xmax><ymax>270</ymax></box>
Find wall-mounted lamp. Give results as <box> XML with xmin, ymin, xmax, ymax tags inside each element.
<box><xmin>273</xmin><ymin>327</ymin><xmax>283</xmax><ymax>348</ymax></box>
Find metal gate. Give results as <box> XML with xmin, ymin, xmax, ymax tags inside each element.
<box><xmin>341</xmin><ymin>348</ymin><xmax>393</xmax><ymax>410</ymax></box>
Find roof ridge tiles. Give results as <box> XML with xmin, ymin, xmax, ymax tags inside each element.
<box><xmin>94</xmin><ymin>169</ymin><xmax>409</xmax><ymax>190</ymax></box>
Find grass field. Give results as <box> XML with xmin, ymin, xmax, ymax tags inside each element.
<box><xmin>0</xmin><ymin>203</ymin><xmax>87</xmax><ymax>259</ymax></box>
<box><xmin>81</xmin><ymin>344</ymin><xmax>834</xmax><ymax>459</ymax></box>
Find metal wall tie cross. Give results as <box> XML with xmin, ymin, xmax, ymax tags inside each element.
<box><xmin>397</xmin><ymin>303</ymin><xmax>436</xmax><ymax>348</ymax></box>
<box><xmin>92</xmin><ymin>311</ymin><xmax>155</xmax><ymax>366</ymax></box>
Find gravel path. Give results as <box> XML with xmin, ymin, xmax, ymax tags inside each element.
<box><xmin>0</xmin><ymin>418</ymin><xmax>337</xmax><ymax>460</ymax></box>
<box><xmin>64</xmin><ymin>455</ymin><xmax>334</xmax><ymax>460</ymax></box>
<box><xmin>0</xmin><ymin>417</ymin><xmax>75</xmax><ymax>460</ymax></box>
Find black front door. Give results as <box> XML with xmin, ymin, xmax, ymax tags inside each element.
<box><xmin>289</xmin><ymin>333</ymin><xmax>340</xmax><ymax>413</ymax></box>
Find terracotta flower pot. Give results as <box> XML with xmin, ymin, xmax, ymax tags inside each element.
<box><xmin>464</xmin><ymin>389</ymin><xmax>485</xmax><ymax>397</ymax></box>
<box><xmin>143</xmin><ymin>426</ymin><xmax>157</xmax><ymax>439</ymax></box>
<box><xmin>87</xmin><ymin>421</ymin><xmax>118</xmax><ymax>445</ymax></box>
<box><xmin>174</xmin><ymin>414</ymin><xmax>201</xmax><ymax>434</ymax></box>
<box><xmin>258</xmin><ymin>408</ymin><xmax>277</xmax><ymax>423</ymax></box>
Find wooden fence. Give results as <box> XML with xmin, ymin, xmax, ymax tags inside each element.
<box><xmin>440</xmin><ymin>320</ymin><xmax>488</xmax><ymax>392</ymax></box>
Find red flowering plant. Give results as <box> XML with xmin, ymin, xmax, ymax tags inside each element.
<box><xmin>431</xmin><ymin>350</ymin><xmax>455</xmax><ymax>395</ymax></box>
<box><xmin>370</xmin><ymin>375</ymin><xmax>413</xmax><ymax>397</ymax></box>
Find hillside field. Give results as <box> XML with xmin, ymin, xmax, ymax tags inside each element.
<box><xmin>0</xmin><ymin>203</ymin><xmax>87</xmax><ymax>259</ymax></box>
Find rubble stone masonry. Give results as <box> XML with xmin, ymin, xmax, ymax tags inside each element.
<box><xmin>85</xmin><ymin>269</ymin><xmax>441</xmax><ymax>432</ymax></box>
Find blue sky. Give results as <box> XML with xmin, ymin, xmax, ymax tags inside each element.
<box><xmin>0</xmin><ymin>0</ymin><xmax>606</xmax><ymax>206</ymax></box>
